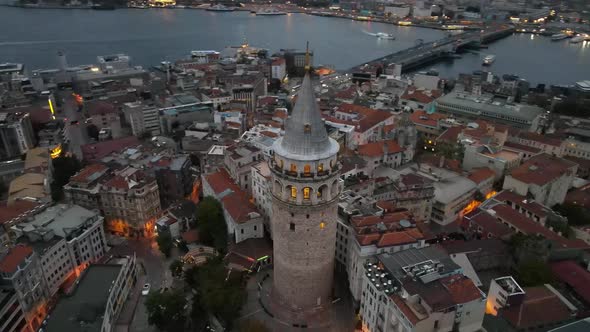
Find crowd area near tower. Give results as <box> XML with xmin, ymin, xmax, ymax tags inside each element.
<box><xmin>2</xmin><ymin>40</ymin><xmax>590</xmax><ymax>332</ymax></box>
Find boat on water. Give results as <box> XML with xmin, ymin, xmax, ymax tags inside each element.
<box><xmin>570</xmin><ymin>35</ymin><xmax>585</xmax><ymax>44</ymax></box>
<box><xmin>363</xmin><ymin>30</ymin><xmax>395</xmax><ymax>40</ymax></box>
<box><xmin>483</xmin><ymin>54</ymin><xmax>496</xmax><ymax>65</ymax></box>
<box><xmin>375</xmin><ymin>32</ymin><xmax>395</xmax><ymax>40</ymax></box>
<box><xmin>206</xmin><ymin>4</ymin><xmax>234</xmax><ymax>11</ymax></box>
<box><xmin>256</xmin><ymin>8</ymin><xmax>287</xmax><ymax>15</ymax></box>
<box><xmin>551</xmin><ymin>33</ymin><xmax>568</xmax><ymax>41</ymax></box>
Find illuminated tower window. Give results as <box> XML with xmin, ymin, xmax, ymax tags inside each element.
<box><xmin>320</xmin><ymin>222</ymin><xmax>325</xmax><ymax>229</ymax></box>
<box><xmin>304</xmin><ymin>165</ymin><xmax>311</xmax><ymax>174</ymax></box>
<box><xmin>278</xmin><ymin>159</ymin><xmax>284</xmax><ymax>169</ymax></box>
<box><xmin>303</xmin><ymin>187</ymin><xmax>311</xmax><ymax>200</ymax></box>
<box><xmin>290</xmin><ymin>164</ymin><xmax>297</xmax><ymax>172</ymax></box>
<box><xmin>317</xmin><ymin>163</ymin><xmax>324</xmax><ymax>172</ymax></box>
<box><xmin>291</xmin><ymin>186</ymin><xmax>297</xmax><ymax>199</ymax></box>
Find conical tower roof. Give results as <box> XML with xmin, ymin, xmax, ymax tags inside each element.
<box><xmin>278</xmin><ymin>72</ymin><xmax>333</xmax><ymax>158</ymax></box>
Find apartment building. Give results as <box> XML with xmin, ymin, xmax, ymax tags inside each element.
<box><xmin>0</xmin><ymin>112</ymin><xmax>36</xmax><ymax>160</ymax></box>
<box><xmin>100</xmin><ymin>167</ymin><xmax>161</xmax><ymax>236</ymax></box>
<box><xmin>224</xmin><ymin>142</ymin><xmax>263</xmax><ymax>193</ymax></box>
<box><xmin>12</xmin><ymin>204</ymin><xmax>107</xmax><ymax>297</ymax></box>
<box><xmin>360</xmin><ymin>246</ymin><xmax>486</xmax><ymax>332</ymax></box>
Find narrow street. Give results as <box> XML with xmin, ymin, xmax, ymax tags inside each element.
<box><xmin>108</xmin><ymin>237</ymin><xmax>178</xmax><ymax>332</ymax></box>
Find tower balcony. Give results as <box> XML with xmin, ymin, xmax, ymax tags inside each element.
<box><xmin>270</xmin><ymin>159</ymin><xmax>341</xmax><ymax>182</ymax></box>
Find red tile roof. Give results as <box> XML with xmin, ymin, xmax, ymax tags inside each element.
<box><xmin>437</xmin><ymin>126</ymin><xmax>464</xmax><ymax>143</ymax></box>
<box><xmin>440</xmin><ymin>275</ymin><xmax>482</xmax><ymax>304</ymax></box>
<box><xmin>550</xmin><ymin>260</ymin><xmax>590</xmax><ymax>304</ymax></box>
<box><xmin>81</xmin><ymin>136</ymin><xmax>140</xmax><ymax>162</ymax></box>
<box><xmin>260</xmin><ymin>131</ymin><xmax>279</xmax><ymax>138</ymax></box>
<box><xmin>0</xmin><ymin>245</ymin><xmax>33</xmax><ymax>274</ymax></box>
<box><xmin>503</xmin><ymin>141</ymin><xmax>541</xmax><ymax>154</ymax></box>
<box><xmin>502</xmin><ymin>286</ymin><xmax>573</xmax><ymax>329</ymax></box>
<box><xmin>509</xmin><ymin>153</ymin><xmax>577</xmax><ymax>186</ymax></box>
<box><xmin>203</xmin><ymin>169</ymin><xmax>260</xmax><ymax>224</ymax></box>
<box><xmin>409</xmin><ymin>110</ymin><xmax>447</xmax><ymax>128</ymax></box>
<box><xmin>390</xmin><ymin>294</ymin><xmax>422</xmax><ymax>325</ymax></box>
<box><xmin>494</xmin><ymin>190</ymin><xmax>548</xmax><ymax>218</ymax></box>
<box><xmin>517</xmin><ymin>131</ymin><xmax>563</xmax><ymax>147</ymax></box>
<box><xmin>400</xmin><ymin>87</ymin><xmax>442</xmax><ymax>104</ymax></box>
<box><xmin>69</xmin><ymin>164</ymin><xmax>109</xmax><ymax>183</ymax></box>
<box><xmin>465</xmin><ymin>210</ymin><xmax>514</xmax><ymax>238</ymax></box>
<box><xmin>357</xmin><ymin>139</ymin><xmax>404</xmax><ymax>158</ymax></box>
<box><xmin>0</xmin><ymin>200</ymin><xmax>40</xmax><ymax>225</ymax></box>
<box><xmin>490</xmin><ymin>204</ymin><xmax>588</xmax><ymax>249</ymax></box>
<box><xmin>204</xmin><ymin>168</ymin><xmax>240</xmax><ymax>195</ymax></box>
<box><xmin>334</xmin><ymin>86</ymin><xmax>358</xmax><ymax>100</ymax></box>
<box><xmin>468</xmin><ymin>167</ymin><xmax>495</xmax><ymax>184</ymax></box>
<box><xmin>331</xmin><ymin>103</ymin><xmax>394</xmax><ymax>133</ymax></box>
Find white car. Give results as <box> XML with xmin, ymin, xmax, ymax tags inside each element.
<box><xmin>142</xmin><ymin>283</ymin><xmax>150</xmax><ymax>296</ymax></box>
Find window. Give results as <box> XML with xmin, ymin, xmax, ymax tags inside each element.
<box><xmin>291</xmin><ymin>186</ymin><xmax>297</xmax><ymax>199</ymax></box>
<box><xmin>290</xmin><ymin>223</ymin><xmax>295</xmax><ymax>231</ymax></box>
<box><xmin>254</xmin><ymin>225</ymin><xmax>257</xmax><ymax>231</ymax></box>
<box><xmin>304</xmin><ymin>164</ymin><xmax>311</xmax><ymax>174</ymax></box>
<box><xmin>290</xmin><ymin>164</ymin><xmax>297</xmax><ymax>172</ymax></box>
<box><xmin>320</xmin><ymin>222</ymin><xmax>325</xmax><ymax>229</ymax></box>
<box><xmin>303</xmin><ymin>187</ymin><xmax>311</xmax><ymax>200</ymax></box>
<box><xmin>318</xmin><ymin>163</ymin><xmax>324</xmax><ymax>172</ymax></box>
<box><xmin>279</xmin><ymin>159</ymin><xmax>284</xmax><ymax>169</ymax></box>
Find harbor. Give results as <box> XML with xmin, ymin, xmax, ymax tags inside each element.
<box><xmin>0</xmin><ymin>7</ymin><xmax>589</xmax><ymax>84</ymax></box>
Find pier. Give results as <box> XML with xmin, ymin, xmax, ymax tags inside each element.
<box><xmin>350</xmin><ymin>26</ymin><xmax>515</xmax><ymax>74</ymax></box>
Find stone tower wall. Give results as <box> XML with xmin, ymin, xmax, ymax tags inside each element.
<box><xmin>271</xmin><ymin>196</ymin><xmax>338</xmax><ymax>309</ymax></box>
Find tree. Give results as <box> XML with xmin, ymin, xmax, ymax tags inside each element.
<box><xmin>156</xmin><ymin>233</ymin><xmax>173</xmax><ymax>258</ymax></box>
<box><xmin>145</xmin><ymin>289</ymin><xmax>187</xmax><ymax>332</ymax></box>
<box><xmin>196</xmin><ymin>196</ymin><xmax>228</xmax><ymax>252</ymax></box>
<box><xmin>238</xmin><ymin>319</ymin><xmax>270</xmax><ymax>332</ymax></box>
<box><xmin>51</xmin><ymin>155</ymin><xmax>82</xmax><ymax>201</ymax></box>
<box><xmin>197</xmin><ymin>259</ymin><xmax>246</xmax><ymax>328</ymax></box>
<box><xmin>553</xmin><ymin>203</ymin><xmax>590</xmax><ymax>226</ymax></box>
<box><xmin>190</xmin><ymin>295</ymin><xmax>208</xmax><ymax>331</ymax></box>
<box><xmin>184</xmin><ymin>265</ymin><xmax>201</xmax><ymax>290</ymax></box>
<box><xmin>170</xmin><ymin>259</ymin><xmax>183</xmax><ymax>278</ymax></box>
<box><xmin>515</xmin><ymin>259</ymin><xmax>554</xmax><ymax>287</ymax></box>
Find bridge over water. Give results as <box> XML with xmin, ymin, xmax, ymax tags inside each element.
<box><xmin>350</xmin><ymin>26</ymin><xmax>515</xmax><ymax>74</ymax></box>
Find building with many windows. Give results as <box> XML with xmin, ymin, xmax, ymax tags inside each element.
<box><xmin>100</xmin><ymin>167</ymin><xmax>161</xmax><ymax>237</ymax></box>
<box><xmin>0</xmin><ymin>112</ymin><xmax>36</xmax><ymax>160</ymax></box>
<box><xmin>360</xmin><ymin>246</ymin><xmax>486</xmax><ymax>332</ymax></box>
<box><xmin>0</xmin><ymin>289</ymin><xmax>29</xmax><ymax>332</ymax></box>
<box><xmin>45</xmin><ymin>254</ymin><xmax>137</xmax><ymax>332</ymax></box>
<box><xmin>0</xmin><ymin>245</ymin><xmax>46</xmax><ymax>330</ymax></box>
<box><xmin>435</xmin><ymin>92</ymin><xmax>543</xmax><ymax>131</ymax></box>
<box><xmin>12</xmin><ymin>204</ymin><xmax>107</xmax><ymax>298</ymax></box>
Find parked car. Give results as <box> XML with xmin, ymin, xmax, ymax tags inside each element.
<box><xmin>142</xmin><ymin>283</ymin><xmax>151</xmax><ymax>296</ymax></box>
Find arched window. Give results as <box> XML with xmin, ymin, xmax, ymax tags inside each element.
<box><xmin>304</xmin><ymin>165</ymin><xmax>311</xmax><ymax>174</ymax></box>
<box><xmin>320</xmin><ymin>222</ymin><xmax>325</xmax><ymax>229</ymax></box>
<box><xmin>290</xmin><ymin>186</ymin><xmax>297</xmax><ymax>199</ymax></box>
<box><xmin>279</xmin><ymin>159</ymin><xmax>284</xmax><ymax>169</ymax></box>
<box><xmin>303</xmin><ymin>187</ymin><xmax>311</xmax><ymax>200</ymax></box>
<box><xmin>290</xmin><ymin>164</ymin><xmax>297</xmax><ymax>172</ymax></box>
<box><xmin>317</xmin><ymin>163</ymin><xmax>324</xmax><ymax>172</ymax></box>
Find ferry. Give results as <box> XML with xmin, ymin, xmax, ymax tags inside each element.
<box><xmin>482</xmin><ymin>54</ymin><xmax>496</xmax><ymax>65</ymax></box>
<box><xmin>256</xmin><ymin>8</ymin><xmax>287</xmax><ymax>15</ymax></box>
<box><xmin>570</xmin><ymin>35</ymin><xmax>585</xmax><ymax>44</ymax></box>
<box><xmin>206</xmin><ymin>4</ymin><xmax>234</xmax><ymax>12</ymax></box>
<box><xmin>551</xmin><ymin>33</ymin><xmax>568</xmax><ymax>41</ymax></box>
